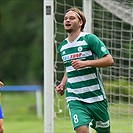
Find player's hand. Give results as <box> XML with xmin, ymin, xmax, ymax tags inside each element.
<box><xmin>72</xmin><ymin>60</ymin><xmax>86</xmax><ymax>69</ymax></box>
<box><xmin>56</xmin><ymin>83</ymin><xmax>65</xmax><ymax>96</ymax></box>
<box><xmin>0</xmin><ymin>81</ymin><xmax>4</xmax><ymax>88</ymax></box>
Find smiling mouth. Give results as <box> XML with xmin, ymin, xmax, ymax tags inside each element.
<box><xmin>65</xmin><ymin>24</ymin><xmax>71</xmax><ymax>26</ymax></box>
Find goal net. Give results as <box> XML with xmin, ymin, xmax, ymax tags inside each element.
<box><xmin>54</xmin><ymin>0</ymin><xmax>133</xmax><ymax>132</ymax></box>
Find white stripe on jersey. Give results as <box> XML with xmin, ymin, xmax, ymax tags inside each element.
<box><xmin>68</xmin><ymin>73</ymin><xmax>96</xmax><ymax>83</ymax></box>
<box><xmin>66</xmin><ymin>66</ymin><xmax>91</xmax><ymax>73</ymax></box>
<box><xmin>62</xmin><ymin>50</ymin><xmax>92</xmax><ymax>62</ymax></box>
<box><xmin>67</xmin><ymin>84</ymin><xmax>100</xmax><ymax>94</ymax></box>
<box><xmin>60</xmin><ymin>40</ymin><xmax>88</xmax><ymax>52</ymax></box>
<box><xmin>66</xmin><ymin>95</ymin><xmax>104</xmax><ymax>103</ymax></box>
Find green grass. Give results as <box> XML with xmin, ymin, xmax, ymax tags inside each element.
<box><xmin>54</xmin><ymin>97</ymin><xmax>133</xmax><ymax>133</ymax></box>
<box><xmin>1</xmin><ymin>92</ymin><xmax>43</xmax><ymax>133</ymax></box>
<box><xmin>55</xmin><ymin>116</ymin><xmax>133</xmax><ymax>133</ymax></box>
<box><xmin>1</xmin><ymin>92</ymin><xmax>133</xmax><ymax>133</ymax></box>
<box><xmin>55</xmin><ymin>115</ymin><xmax>133</xmax><ymax>133</ymax></box>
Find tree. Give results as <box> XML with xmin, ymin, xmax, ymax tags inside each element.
<box><xmin>0</xmin><ymin>0</ymin><xmax>43</xmax><ymax>85</ymax></box>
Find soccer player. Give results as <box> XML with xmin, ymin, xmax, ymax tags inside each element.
<box><xmin>56</xmin><ymin>7</ymin><xmax>114</xmax><ymax>133</ymax></box>
<box><xmin>0</xmin><ymin>81</ymin><xmax>4</xmax><ymax>133</ymax></box>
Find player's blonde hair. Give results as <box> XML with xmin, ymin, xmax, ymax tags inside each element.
<box><xmin>66</xmin><ymin>7</ymin><xmax>86</xmax><ymax>31</ymax></box>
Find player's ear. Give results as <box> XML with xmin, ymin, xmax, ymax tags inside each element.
<box><xmin>79</xmin><ymin>20</ymin><xmax>83</xmax><ymax>27</ymax></box>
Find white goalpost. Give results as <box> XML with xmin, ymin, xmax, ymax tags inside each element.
<box><xmin>44</xmin><ymin>0</ymin><xmax>54</xmax><ymax>133</ymax></box>
<box><xmin>83</xmin><ymin>0</ymin><xmax>92</xmax><ymax>33</ymax></box>
<box><xmin>44</xmin><ymin>0</ymin><xmax>133</xmax><ymax>133</ymax></box>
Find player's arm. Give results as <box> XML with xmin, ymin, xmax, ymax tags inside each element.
<box><xmin>0</xmin><ymin>81</ymin><xmax>4</xmax><ymax>88</ymax></box>
<box><xmin>72</xmin><ymin>54</ymin><xmax>114</xmax><ymax>69</ymax></box>
<box><xmin>56</xmin><ymin>72</ymin><xmax>67</xmax><ymax>96</ymax></box>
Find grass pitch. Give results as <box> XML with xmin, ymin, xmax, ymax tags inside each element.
<box><xmin>2</xmin><ymin>92</ymin><xmax>132</xmax><ymax>133</ymax></box>
<box><xmin>1</xmin><ymin>92</ymin><xmax>43</xmax><ymax>133</ymax></box>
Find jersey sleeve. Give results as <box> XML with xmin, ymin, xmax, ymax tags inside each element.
<box><xmin>86</xmin><ymin>34</ymin><xmax>110</xmax><ymax>59</ymax></box>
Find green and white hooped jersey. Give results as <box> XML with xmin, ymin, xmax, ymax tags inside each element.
<box><xmin>58</xmin><ymin>32</ymin><xmax>110</xmax><ymax>103</ymax></box>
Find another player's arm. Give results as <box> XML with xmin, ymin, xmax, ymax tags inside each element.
<box><xmin>56</xmin><ymin>72</ymin><xmax>67</xmax><ymax>96</ymax></box>
<box><xmin>0</xmin><ymin>82</ymin><xmax>4</xmax><ymax>88</ymax></box>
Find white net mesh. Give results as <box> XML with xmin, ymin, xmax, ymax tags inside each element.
<box><xmin>54</xmin><ymin>0</ymin><xmax>133</xmax><ymax>132</ymax></box>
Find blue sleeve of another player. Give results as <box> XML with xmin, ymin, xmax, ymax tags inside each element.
<box><xmin>0</xmin><ymin>104</ymin><xmax>4</xmax><ymax>119</ymax></box>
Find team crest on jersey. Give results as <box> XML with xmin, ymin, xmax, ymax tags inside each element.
<box><xmin>78</xmin><ymin>46</ymin><xmax>82</xmax><ymax>52</ymax></box>
<box><xmin>101</xmin><ymin>46</ymin><xmax>106</xmax><ymax>52</ymax></box>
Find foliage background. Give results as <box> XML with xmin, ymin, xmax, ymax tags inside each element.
<box><xmin>0</xmin><ymin>1</ymin><xmax>43</xmax><ymax>132</ymax></box>
<box><xmin>0</xmin><ymin>0</ymin><xmax>43</xmax><ymax>85</ymax></box>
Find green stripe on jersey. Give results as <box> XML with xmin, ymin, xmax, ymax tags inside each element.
<box><xmin>67</xmin><ymin>79</ymin><xmax>99</xmax><ymax>89</ymax></box>
<box><xmin>67</xmin><ymin>67</ymin><xmax>97</xmax><ymax>78</ymax></box>
<box><xmin>66</xmin><ymin>89</ymin><xmax>103</xmax><ymax>99</ymax></box>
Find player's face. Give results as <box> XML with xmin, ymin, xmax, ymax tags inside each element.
<box><xmin>64</xmin><ymin>11</ymin><xmax>82</xmax><ymax>33</ymax></box>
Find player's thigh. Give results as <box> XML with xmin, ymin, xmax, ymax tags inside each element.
<box><xmin>89</xmin><ymin>100</ymin><xmax>110</xmax><ymax>133</ymax></box>
<box><xmin>68</xmin><ymin>100</ymin><xmax>92</xmax><ymax>131</ymax></box>
<box><xmin>76</xmin><ymin>126</ymin><xmax>89</xmax><ymax>133</ymax></box>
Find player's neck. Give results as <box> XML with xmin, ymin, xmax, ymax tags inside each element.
<box><xmin>68</xmin><ymin>30</ymin><xmax>81</xmax><ymax>43</ymax></box>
